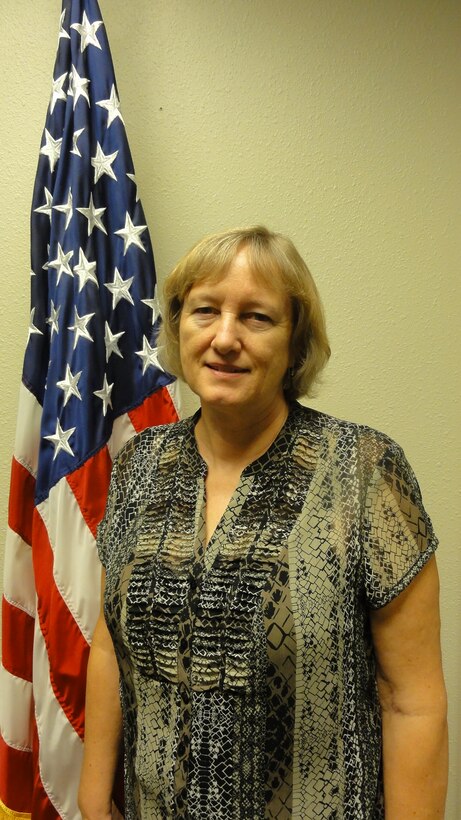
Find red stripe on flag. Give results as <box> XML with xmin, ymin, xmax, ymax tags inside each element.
<box><xmin>0</xmin><ymin>735</ymin><xmax>33</xmax><ymax>815</ymax></box>
<box><xmin>32</xmin><ymin>509</ymin><xmax>89</xmax><ymax>739</ymax></box>
<box><xmin>31</xmin><ymin>718</ymin><xmax>59</xmax><ymax>820</ymax></box>
<box><xmin>66</xmin><ymin>445</ymin><xmax>113</xmax><ymax>539</ymax></box>
<box><xmin>8</xmin><ymin>458</ymin><xmax>35</xmax><ymax>545</ymax></box>
<box><xmin>1</xmin><ymin>598</ymin><xmax>34</xmax><ymax>681</ymax></box>
<box><xmin>128</xmin><ymin>385</ymin><xmax>178</xmax><ymax>433</ymax></box>
<box><xmin>30</xmin><ymin>773</ymin><xmax>60</xmax><ymax>820</ymax></box>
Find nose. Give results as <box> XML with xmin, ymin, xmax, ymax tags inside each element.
<box><xmin>211</xmin><ymin>312</ymin><xmax>241</xmax><ymax>354</ymax></box>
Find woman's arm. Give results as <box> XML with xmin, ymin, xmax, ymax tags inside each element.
<box><xmin>78</xmin><ymin>572</ymin><xmax>122</xmax><ymax>820</ymax></box>
<box><xmin>369</xmin><ymin>555</ymin><xmax>448</xmax><ymax>819</ymax></box>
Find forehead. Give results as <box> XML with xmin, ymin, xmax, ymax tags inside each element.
<box><xmin>188</xmin><ymin>249</ymin><xmax>288</xmax><ymax>303</ymax></box>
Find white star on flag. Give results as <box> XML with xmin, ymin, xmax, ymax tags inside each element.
<box><xmin>142</xmin><ymin>286</ymin><xmax>162</xmax><ymax>325</ymax></box>
<box><xmin>58</xmin><ymin>10</ymin><xmax>70</xmax><ymax>42</ymax></box>
<box><xmin>114</xmin><ymin>212</ymin><xmax>147</xmax><ymax>255</ymax></box>
<box><xmin>71</xmin><ymin>127</ymin><xmax>85</xmax><ymax>157</ymax></box>
<box><xmin>34</xmin><ymin>187</ymin><xmax>54</xmax><ymax>220</ymax></box>
<box><xmin>44</xmin><ymin>420</ymin><xmax>76</xmax><ymax>460</ymax></box>
<box><xmin>94</xmin><ymin>374</ymin><xmax>113</xmax><ymax>416</ymax></box>
<box><xmin>71</xmin><ymin>11</ymin><xmax>103</xmax><ymax>52</ymax></box>
<box><xmin>48</xmin><ymin>243</ymin><xmax>73</xmax><ymax>283</ymax></box>
<box><xmin>73</xmin><ymin>248</ymin><xmax>98</xmax><ymax>291</ymax></box>
<box><xmin>104</xmin><ymin>322</ymin><xmax>125</xmax><ymax>361</ymax></box>
<box><xmin>40</xmin><ymin>129</ymin><xmax>62</xmax><ymax>173</ymax></box>
<box><xmin>50</xmin><ymin>72</ymin><xmax>68</xmax><ymax>114</ymax></box>
<box><xmin>136</xmin><ymin>337</ymin><xmax>164</xmax><ymax>375</ymax></box>
<box><xmin>27</xmin><ymin>309</ymin><xmax>43</xmax><ymax>341</ymax></box>
<box><xmin>42</xmin><ymin>244</ymin><xmax>51</xmax><ymax>271</ymax></box>
<box><xmin>104</xmin><ymin>267</ymin><xmax>134</xmax><ymax>309</ymax></box>
<box><xmin>53</xmin><ymin>189</ymin><xmax>73</xmax><ymax>230</ymax></box>
<box><xmin>77</xmin><ymin>193</ymin><xmax>107</xmax><ymax>235</ymax></box>
<box><xmin>91</xmin><ymin>142</ymin><xmax>118</xmax><ymax>183</ymax></box>
<box><xmin>67</xmin><ymin>69</ymin><xmax>74</xmax><ymax>98</ymax></box>
<box><xmin>56</xmin><ymin>365</ymin><xmax>83</xmax><ymax>406</ymax></box>
<box><xmin>68</xmin><ymin>307</ymin><xmax>95</xmax><ymax>349</ymax></box>
<box><xmin>70</xmin><ymin>65</ymin><xmax>90</xmax><ymax>108</ymax></box>
<box><xmin>126</xmin><ymin>173</ymin><xmax>140</xmax><ymax>202</ymax></box>
<box><xmin>46</xmin><ymin>302</ymin><xmax>61</xmax><ymax>338</ymax></box>
<box><xmin>96</xmin><ymin>84</ymin><xmax>124</xmax><ymax>127</ymax></box>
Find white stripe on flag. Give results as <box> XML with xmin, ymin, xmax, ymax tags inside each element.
<box><xmin>0</xmin><ymin>665</ymin><xmax>34</xmax><ymax>751</ymax></box>
<box><xmin>167</xmin><ymin>380</ymin><xmax>182</xmax><ymax>420</ymax></box>
<box><xmin>37</xmin><ymin>481</ymin><xmax>101</xmax><ymax>643</ymax></box>
<box><xmin>33</xmin><ymin>620</ymin><xmax>83</xmax><ymax>820</ymax></box>
<box><xmin>13</xmin><ymin>383</ymin><xmax>42</xmax><ymax>475</ymax></box>
<box><xmin>3</xmin><ymin>527</ymin><xmax>35</xmax><ymax>616</ymax></box>
<box><xmin>107</xmin><ymin>411</ymin><xmax>137</xmax><ymax>461</ymax></box>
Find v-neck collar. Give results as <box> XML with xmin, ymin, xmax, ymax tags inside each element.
<box><xmin>180</xmin><ymin>402</ymin><xmax>310</xmax><ymax>478</ymax></box>
<box><xmin>181</xmin><ymin>402</ymin><xmax>319</xmax><ymax>575</ymax></box>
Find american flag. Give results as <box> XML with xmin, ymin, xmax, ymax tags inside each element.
<box><xmin>0</xmin><ymin>1</ymin><xmax>178</xmax><ymax>817</ymax></box>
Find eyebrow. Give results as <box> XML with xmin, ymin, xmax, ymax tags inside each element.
<box><xmin>184</xmin><ymin>289</ymin><xmax>216</xmax><ymax>303</ymax></box>
<box><xmin>185</xmin><ymin>289</ymin><xmax>282</xmax><ymax>312</ymax></box>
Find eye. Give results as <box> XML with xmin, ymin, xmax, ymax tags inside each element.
<box><xmin>194</xmin><ymin>306</ymin><xmax>217</xmax><ymax>315</ymax></box>
<box><xmin>243</xmin><ymin>312</ymin><xmax>273</xmax><ymax>325</ymax></box>
<box><xmin>190</xmin><ymin>305</ymin><xmax>219</xmax><ymax>323</ymax></box>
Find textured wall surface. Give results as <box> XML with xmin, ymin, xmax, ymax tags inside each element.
<box><xmin>1</xmin><ymin>0</ymin><xmax>459</xmax><ymax>814</ymax></box>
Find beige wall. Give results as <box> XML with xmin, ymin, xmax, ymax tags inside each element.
<box><xmin>1</xmin><ymin>0</ymin><xmax>459</xmax><ymax>814</ymax></box>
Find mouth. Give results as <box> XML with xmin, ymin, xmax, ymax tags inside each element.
<box><xmin>206</xmin><ymin>363</ymin><xmax>249</xmax><ymax>374</ymax></box>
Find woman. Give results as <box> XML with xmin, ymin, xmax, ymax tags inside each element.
<box><xmin>79</xmin><ymin>226</ymin><xmax>448</xmax><ymax>819</ymax></box>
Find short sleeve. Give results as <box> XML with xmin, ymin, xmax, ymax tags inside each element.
<box><xmin>362</xmin><ymin>442</ymin><xmax>438</xmax><ymax>609</ymax></box>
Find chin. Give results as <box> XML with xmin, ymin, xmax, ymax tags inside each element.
<box><xmin>199</xmin><ymin>391</ymin><xmax>251</xmax><ymax>409</ymax></box>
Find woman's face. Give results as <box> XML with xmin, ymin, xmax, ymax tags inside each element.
<box><xmin>179</xmin><ymin>248</ymin><xmax>293</xmax><ymax>418</ymax></box>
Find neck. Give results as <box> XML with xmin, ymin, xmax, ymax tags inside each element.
<box><xmin>195</xmin><ymin>400</ymin><xmax>290</xmax><ymax>470</ymax></box>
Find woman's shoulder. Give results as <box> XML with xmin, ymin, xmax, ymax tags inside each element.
<box><xmin>112</xmin><ymin>414</ymin><xmax>196</xmax><ymax>472</ymax></box>
<box><xmin>292</xmin><ymin>402</ymin><xmax>405</xmax><ymax>466</ymax></box>
<box><xmin>291</xmin><ymin>404</ymin><xmax>424</xmax><ymax>517</ymax></box>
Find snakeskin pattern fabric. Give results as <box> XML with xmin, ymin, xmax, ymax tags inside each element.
<box><xmin>98</xmin><ymin>403</ymin><xmax>438</xmax><ymax>819</ymax></box>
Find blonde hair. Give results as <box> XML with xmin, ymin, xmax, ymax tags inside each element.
<box><xmin>158</xmin><ymin>225</ymin><xmax>330</xmax><ymax>399</ymax></box>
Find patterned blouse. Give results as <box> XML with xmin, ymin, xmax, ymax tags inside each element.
<box><xmin>98</xmin><ymin>402</ymin><xmax>438</xmax><ymax>819</ymax></box>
